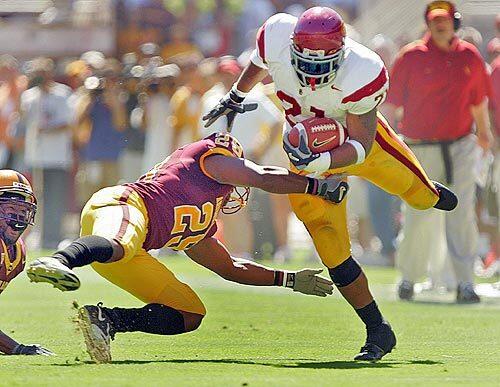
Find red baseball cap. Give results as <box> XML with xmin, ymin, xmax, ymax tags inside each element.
<box><xmin>427</xmin><ymin>8</ymin><xmax>452</xmax><ymax>21</ymax></box>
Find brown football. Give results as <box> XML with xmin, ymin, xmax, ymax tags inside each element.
<box><xmin>287</xmin><ymin>117</ymin><xmax>347</xmax><ymax>154</ymax></box>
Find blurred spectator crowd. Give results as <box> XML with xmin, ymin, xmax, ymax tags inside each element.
<box><xmin>0</xmin><ymin>1</ymin><xmax>498</xmax><ymax>293</ymax></box>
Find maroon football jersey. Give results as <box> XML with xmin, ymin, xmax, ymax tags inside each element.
<box><xmin>0</xmin><ymin>238</ymin><xmax>26</xmax><ymax>294</ymax></box>
<box><xmin>126</xmin><ymin>133</ymin><xmax>244</xmax><ymax>251</ymax></box>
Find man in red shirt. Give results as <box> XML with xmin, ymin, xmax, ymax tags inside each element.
<box><xmin>385</xmin><ymin>1</ymin><xmax>493</xmax><ymax>303</ymax></box>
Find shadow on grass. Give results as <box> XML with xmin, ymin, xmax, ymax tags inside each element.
<box><xmin>49</xmin><ymin>358</ymin><xmax>443</xmax><ymax>369</ymax></box>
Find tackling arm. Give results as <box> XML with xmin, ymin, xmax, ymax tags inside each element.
<box><xmin>186</xmin><ymin>237</ymin><xmax>333</xmax><ymax>297</ymax></box>
<box><xmin>203</xmin><ymin>154</ymin><xmax>349</xmax><ymax>203</ymax></box>
<box><xmin>204</xmin><ymin>154</ymin><xmax>308</xmax><ymax>194</ymax></box>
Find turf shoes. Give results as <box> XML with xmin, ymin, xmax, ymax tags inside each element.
<box><xmin>27</xmin><ymin>257</ymin><xmax>80</xmax><ymax>291</ymax></box>
<box><xmin>77</xmin><ymin>302</ymin><xmax>116</xmax><ymax>364</ymax></box>
<box><xmin>354</xmin><ymin>321</ymin><xmax>396</xmax><ymax>361</ymax></box>
<box><xmin>457</xmin><ymin>282</ymin><xmax>480</xmax><ymax>304</ymax></box>
<box><xmin>398</xmin><ymin>280</ymin><xmax>414</xmax><ymax>301</ymax></box>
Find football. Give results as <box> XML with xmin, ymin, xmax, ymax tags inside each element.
<box><xmin>287</xmin><ymin>117</ymin><xmax>347</xmax><ymax>154</ymax></box>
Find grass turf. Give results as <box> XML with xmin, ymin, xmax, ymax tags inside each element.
<box><xmin>1</xmin><ymin>253</ymin><xmax>499</xmax><ymax>386</ymax></box>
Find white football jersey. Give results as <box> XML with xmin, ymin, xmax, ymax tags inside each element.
<box><xmin>250</xmin><ymin>13</ymin><xmax>388</xmax><ymax>130</ymax></box>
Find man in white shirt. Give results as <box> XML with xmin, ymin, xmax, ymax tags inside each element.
<box><xmin>21</xmin><ymin>57</ymin><xmax>73</xmax><ymax>248</ymax></box>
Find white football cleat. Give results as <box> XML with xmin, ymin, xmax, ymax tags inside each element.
<box><xmin>27</xmin><ymin>257</ymin><xmax>80</xmax><ymax>291</ymax></box>
<box><xmin>77</xmin><ymin>303</ymin><xmax>115</xmax><ymax>364</ymax></box>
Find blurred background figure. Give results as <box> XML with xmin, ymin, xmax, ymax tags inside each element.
<box><xmin>20</xmin><ymin>57</ymin><xmax>73</xmax><ymax>249</ymax></box>
<box><xmin>170</xmin><ymin>52</ymin><xmax>207</xmax><ymax>149</ymax></box>
<box><xmin>200</xmin><ymin>57</ymin><xmax>283</xmax><ymax>259</ymax></box>
<box><xmin>367</xmin><ymin>33</ymin><xmax>400</xmax><ymax>266</ymax></box>
<box><xmin>162</xmin><ymin>24</ymin><xmax>201</xmax><ymax>62</ymax></box>
<box><xmin>142</xmin><ymin>64</ymin><xmax>180</xmax><ymax>171</ymax></box>
<box><xmin>120</xmin><ymin>59</ymin><xmax>145</xmax><ymax>182</ymax></box>
<box><xmin>385</xmin><ymin>1</ymin><xmax>493</xmax><ymax>303</ymax></box>
<box><xmin>75</xmin><ymin>60</ymin><xmax>126</xmax><ymax>206</ymax></box>
<box><xmin>0</xmin><ymin>55</ymin><xmax>25</xmax><ymax>171</ymax></box>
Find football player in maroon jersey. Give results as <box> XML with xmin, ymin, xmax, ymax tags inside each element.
<box><xmin>27</xmin><ymin>132</ymin><xmax>347</xmax><ymax>363</ymax></box>
<box><xmin>0</xmin><ymin>170</ymin><xmax>53</xmax><ymax>355</ymax></box>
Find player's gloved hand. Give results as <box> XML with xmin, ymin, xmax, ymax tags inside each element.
<box><xmin>202</xmin><ymin>86</ymin><xmax>258</xmax><ymax>131</ymax></box>
<box><xmin>277</xmin><ymin>269</ymin><xmax>334</xmax><ymax>297</ymax></box>
<box><xmin>282</xmin><ymin>126</ymin><xmax>320</xmax><ymax>170</ymax></box>
<box><xmin>307</xmin><ymin>177</ymin><xmax>349</xmax><ymax>204</ymax></box>
<box><xmin>12</xmin><ymin>344</ymin><xmax>54</xmax><ymax>356</ymax></box>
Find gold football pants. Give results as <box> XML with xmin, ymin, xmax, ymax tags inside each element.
<box><xmin>290</xmin><ymin>115</ymin><xmax>439</xmax><ymax>269</ymax></box>
<box><xmin>80</xmin><ymin>185</ymin><xmax>206</xmax><ymax>315</ymax></box>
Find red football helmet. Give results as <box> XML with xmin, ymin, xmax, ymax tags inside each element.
<box><xmin>291</xmin><ymin>7</ymin><xmax>346</xmax><ymax>89</ymax></box>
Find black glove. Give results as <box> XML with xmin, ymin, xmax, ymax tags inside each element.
<box><xmin>202</xmin><ymin>88</ymin><xmax>258</xmax><ymax>131</ymax></box>
<box><xmin>12</xmin><ymin>344</ymin><xmax>54</xmax><ymax>356</ymax></box>
<box><xmin>282</xmin><ymin>126</ymin><xmax>320</xmax><ymax>170</ymax></box>
<box><xmin>307</xmin><ymin>177</ymin><xmax>349</xmax><ymax>204</ymax></box>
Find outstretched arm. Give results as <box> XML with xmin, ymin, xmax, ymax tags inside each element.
<box><xmin>0</xmin><ymin>329</ymin><xmax>54</xmax><ymax>356</ymax></box>
<box><xmin>203</xmin><ymin>154</ymin><xmax>348</xmax><ymax>204</ymax></box>
<box><xmin>204</xmin><ymin>154</ymin><xmax>309</xmax><ymax>194</ymax></box>
<box><xmin>186</xmin><ymin>237</ymin><xmax>333</xmax><ymax>297</ymax></box>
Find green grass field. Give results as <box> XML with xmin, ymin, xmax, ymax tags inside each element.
<box><xmin>1</xmin><ymin>253</ymin><xmax>499</xmax><ymax>386</ymax></box>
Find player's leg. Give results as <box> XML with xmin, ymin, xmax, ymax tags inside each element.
<box><xmin>79</xmin><ymin>249</ymin><xmax>206</xmax><ymax>363</ymax></box>
<box><xmin>289</xmin><ymin>193</ymin><xmax>396</xmax><ymax>361</ymax></box>
<box><xmin>353</xmin><ymin>119</ymin><xmax>456</xmax><ymax>299</ymax></box>
<box><xmin>359</xmin><ymin>118</ymin><xmax>456</xmax><ymax>212</ymax></box>
<box><xmin>27</xmin><ymin>186</ymin><xmax>147</xmax><ymax>291</ymax></box>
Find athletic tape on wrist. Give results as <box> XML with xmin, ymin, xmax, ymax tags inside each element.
<box><xmin>346</xmin><ymin>139</ymin><xmax>366</xmax><ymax>164</ymax></box>
<box><xmin>231</xmin><ymin>85</ymin><xmax>248</xmax><ymax>100</ymax></box>
<box><xmin>307</xmin><ymin>152</ymin><xmax>331</xmax><ymax>173</ymax></box>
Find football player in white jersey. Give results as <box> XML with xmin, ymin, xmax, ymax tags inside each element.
<box><xmin>203</xmin><ymin>7</ymin><xmax>458</xmax><ymax>361</ymax></box>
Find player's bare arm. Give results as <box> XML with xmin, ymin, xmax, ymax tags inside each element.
<box><xmin>186</xmin><ymin>237</ymin><xmax>333</xmax><ymax>297</ymax></box>
<box><xmin>327</xmin><ymin>108</ymin><xmax>378</xmax><ymax>169</ymax></box>
<box><xmin>234</xmin><ymin>61</ymin><xmax>268</xmax><ymax>93</ymax></box>
<box><xmin>203</xmin><ymin>154</ymin><xmax>349</xmax><ymax>203</ymax></box>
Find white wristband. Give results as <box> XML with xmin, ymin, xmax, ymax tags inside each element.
<box><xmin>306</xmin><ymin>152</ymin><xmax>331</xmax><ymax>173</ymax></box>
<box><xmin>231</xmin><ymin>85</ymin><xmax>248</xmax><ymax>99</ymax></box>
<box><xmin>346</xmin><ymin>139</ymin><xmax>366</xmax><ymax>165</ymax></box>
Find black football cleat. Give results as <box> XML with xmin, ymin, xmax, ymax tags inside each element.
<box><xmin>456</xmin><ymin>283</ymin><xmax>480</xmax><ymax>304</ymax></box>
<box><xmin>432</xmin><ymin>181</ymin><xmax>458</xmax><ymax>211</ymax></box>
<box><xmin>77</xmin><ymin>302</ymin><xmax>116</xmax><ymax>363</ymax></box>
<box><xmin>398</xmin><ymin>280</ymin><xmax>414</xmax><ymax>301</ymax></box>
<box><xmin>354</xmin><ymin>321</ymin><xmax>396</xmax><ymax>361</ymax></box>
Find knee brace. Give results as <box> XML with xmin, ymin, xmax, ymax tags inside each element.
<box><xmin>328</xmin><ymin>256</ymin><xmax>362</xmax><ymax>287</ymax></box>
